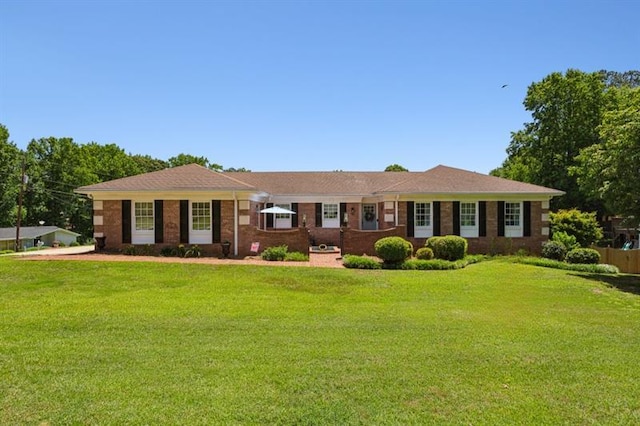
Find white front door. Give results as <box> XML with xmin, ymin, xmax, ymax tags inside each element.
<box><xmin>275</xmin><ymin>203</ymin><xmax>292</xmax><ymax>229</ymax></box>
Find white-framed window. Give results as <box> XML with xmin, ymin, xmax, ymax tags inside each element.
<box><xmin>414</xmin><ymin>202</ymin><xmax>432</xmax><ymax>238</ymax></box>
<box><xmin>275</xmin><ymin>203</ymin><xmax>291</xmax><ymax>229</ymax></box>
<box><xmin>132</xmin><ymin>201</ymin><xmax>154</xmax><ymax>244</ymax></box>
<box><xmin>460</xmin><ymin>202</ymin><xmax>478</xmax><ymax>238</ymax></box>
<box><xmin>505</xmin><ymin>201</ymin><xmax>523</xmax><ymax>237</ymax></box>
<box><xmin>190</xmin><ymin>201</ymin><xmax>212</xmax><ymax>243</ymax></box>
<box><xmin>323</xmin><ymin>203</ymin><xmax>340</xmax><ymax>228</ymax></box>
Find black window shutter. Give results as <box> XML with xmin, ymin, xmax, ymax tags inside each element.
<box><xmin>122</xmin><ymin>200</ymin><xmax>131</xmax><ymax>244</ymax></box>
<box><xmin>497</xmin><ymin>201</ymin><xmax>505</xmax><ymax>237</ymax></box>
<box><xmin>479</xmin><ymin>201</ymin><xmax>487</xmax><ymax>237</ymax></box>
<box><xmin>340</xmin><ymin>203</ymin><xmax>347</xmax><ymax>226</ymax></box>
<box><xmin>154</xmin><ymin>200</ymin><xmax>164</xmax><ymax>243</ymax></box>
<box><xmin>180</xmin><ymin>200</ymin><xmax>189</xmax><ymax>244</ymax></box>
<box><xmin>407</xmin><ymin>201</ymin><xmax>414</xmax><ymax>237</ymax></box>
<box><xmin>453</xmin><ymin>202</ymin><xmax>460</xmax><ymax>236</ymax></box>
<box><xmin>212</xmin><ymin>200</ymin><xmax>221</xmax><ymax>243</ymax></box>
<box><xmin>433</xmin><ymin>201</ymin><xmax>441</xmax><ymax>236</ymax></box>
<box><xmin>291</xmin><ymin>203</ymin><xmax>298</xmax><ymax>227</ymax></box>
<box><xmin>315</xmin><ymin>203</ymin><xmax>322</xmax><ymax>227</ymax></box>
<box><xmin>523</xmin><ymin>201</ymin><xmax>531</xmax><ymax>237</ymax></box>
<box><xmin>266</xmin><ymin>203</ymin><xmax>274</xmax><ymax>228</ymax></box>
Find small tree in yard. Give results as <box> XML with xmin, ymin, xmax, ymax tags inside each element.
<box><xmin>550</xmin><ymin>209</ymin><xmax>603</xmax><ymax>247</ymax></box>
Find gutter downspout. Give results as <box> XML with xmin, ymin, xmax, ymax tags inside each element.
<box><xmin>233</xmin><ymin>192</ymin><xmax>238</xmax><ymax>257</ymax></box>
<box><xmin>395</xmin><ymin>195</ymin><xmax>399</xmax><ymax>227</ymax></box>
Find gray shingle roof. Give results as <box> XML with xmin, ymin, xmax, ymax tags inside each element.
<box><xmin>0</xmin><ymin>226</ymin><xmax>80</xmax><ymax>241</ymax></box>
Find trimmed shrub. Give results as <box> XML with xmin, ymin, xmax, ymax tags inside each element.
<box><xmin>401</xmin><ymin>259</ymin><xmax>458</xmax><ymax>270</ymax></box>
<box><xmin>261</xmin><ymin>245</ymin><xmax>288</xmax><ymax>261</ymax></box>
<box><xmin>122</xmin><ymin>245</ymin><xmax>137</xmax><ymax>255</ymax></box>
<box><xmin>284</xmin><ymin>251</ymin><xmax>308</xmax><ymax>262</ymax></box>
<box><xmin>565</xmin><ymin>248</ymin><xmax>601</xmax><ymax>264</ymax></box>
<box><xmin>552</xmin><ymin>231</ymin><xmax>579</xmax><ymax>251</ymax></box>
<box><xmin>342</xmin><ymin>255</ymin><xmax>381</xmax><ymax>269</ymax></box>
<box><xmin>541</xmin><ymin>241</ymin><xmax>567</xmax><ymax>261</ymax></box>
<box><xmin>374</xmin><ymin>237</ymin><xmax>413</xmax><ymax>264</ymax></box>
<box><xmin>160</xmin><ymin>246</ymin><xmax>175</xmax><ymax>257</ymax></box>
<box><xmin>415</xmin><ymin>247</ymin><xmax>434</xmax><ymax>260</ymax></box>
<box><xmin>425</xmin><ymin>235</ymin><xmax>467</xmax><ymax>261</ymax></box>
<box><xmin>69</xmin><ymin>241</ymin><xmax>80</xmax><ymax>247</ymax></box>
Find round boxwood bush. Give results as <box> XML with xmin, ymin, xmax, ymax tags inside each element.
<box><xmin>425</xmin><ymin>235</ymin><xmax>467</xmax><ymax>261</ymax></box>
<box><xmin>415</xmin><ymin>247</ymin><xmax>434</xmax><ymax>260</ymax></box>
<box><xmin>374</xmin><ymin>237</ymin><xmax>413</xmax><ymax>264</ymax></box>
<box><xmin>565</xmin><ymin>247</ymin><xmax>600</xmax><ymax>264</ymax></box>
<box><xmin>541</xmin><ymin>240</ymin><xmax>567</xmax><ymax>261</ymax></box>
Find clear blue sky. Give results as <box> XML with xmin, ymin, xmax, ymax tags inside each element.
<box><xmin>1</xmin><ymin>0</ymin><xmax>638</xmax><ymax>174</ymax></box>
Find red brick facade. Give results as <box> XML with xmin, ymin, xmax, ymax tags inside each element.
<box><xmin>94</xmin><ymin>199</ymin><xmax>549</xmax><ymax>257</ymax></box>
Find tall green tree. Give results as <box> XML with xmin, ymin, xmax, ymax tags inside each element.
<box><xmin>492</xmin><ymin>69</ymin><xmax>608</xmax><ymax>211</ymax></box>
<box><xmin>574</xmin><ymin>86</ymin><xmax>640</xmax><ymax>223</ymax></box>
<box><xmin>384</xmin><ymin>164</ymin><xmax>409</xmax><ymax>172</ymax></box>
<box><xmin>0</xmin><ymin>124</ymin><xmax>22</xmax><ymax>227</ymax></box>
<box><xmin>24</xmin><ymin>137</ymin><xmax>91</xmax><ymax>235</ymax></box>
<box><xmin>130</xmin><ymin>154</ymin><xmax>168</xmax><ymax>173</ymax></box>
<box><xmin>81</xmin><ymin>142</ymin><xmax>142</xmax><ymax>182</ymax></box>
<box><xmin>168</xmin><ymin>153</ymin><xmax>222</xmax><ymax>170</ymax></box>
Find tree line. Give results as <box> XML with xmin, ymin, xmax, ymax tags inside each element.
<box><xmin>0</xmin><ymin>131</ymin><xmax>250</xmax><ymax>240</ymax></box>
<box><xmin>1</xmin><ymin>68</ymin><xmax>638</xmax><ymax>241</ymax></box>
<box><xmin>491</xmin><ymin>69</ymin><xmax>639</xmax><ymax>225</ymax></box>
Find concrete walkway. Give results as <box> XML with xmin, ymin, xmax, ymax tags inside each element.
<box><xmin>9</xmin><ymin>245</ymin><xmax>96</xmax><ymax>256</ymax></box>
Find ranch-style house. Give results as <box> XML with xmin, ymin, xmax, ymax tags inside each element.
<box><xmin>75</xmin><ymin>164</ymin><xmax>564</xmax><ymax>257</ymax></box>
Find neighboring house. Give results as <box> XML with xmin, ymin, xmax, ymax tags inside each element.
<box><xmin>0</xmin><ymin>226</ymin><xmax>80</xmax><ymax>251</ymax></box>
<box><xmin>75</xmin><ymin>164</ymin><xmax>564</xmax><ymax>257</ymax></box>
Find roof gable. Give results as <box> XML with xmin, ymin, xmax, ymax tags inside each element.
<box><xmin>76</xmin><ymin>164</ymin><xmax>256</xmax><ymax>193</ymax></box>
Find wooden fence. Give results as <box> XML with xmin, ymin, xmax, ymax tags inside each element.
<box><xmin>593</xmin><ymin>247</ymin><xmax>640</xmax><ymax>274</ymax></box>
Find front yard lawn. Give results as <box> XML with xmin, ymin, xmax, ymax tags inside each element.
<box><xmin>1</xmin><ymin>258</ymin><xmax>639</xmax><ymax>424</ymax></box>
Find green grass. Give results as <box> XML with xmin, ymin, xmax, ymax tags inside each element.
<box><xmin>1</xmin><ymin>257</ymin><xmax>640</xmax><ymax>424</ymax></box>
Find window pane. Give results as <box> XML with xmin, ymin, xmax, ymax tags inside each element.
<box><xmin>275</xmin><ymin>204</ymin><xmax>290</xmax><ymax>219</ymax></box>
<box><xmin>135</xmin><ymin>202</ymin><xmax>154</xmax><ymax>231</ymax></box>
<box><xmin>505</xmin><ymin>202</ymin><xmax>520</xmax><ymax>226</ymax></box>
<box><xmin>415</xmin><ymin>202</ymin><xmax>431</xmax><ymax>227</ymax></box>
<box><xmin>461</xmin><ymin>202</ymin><xmax>476</xmax><ymax>227</ymax></box>
<box><xmin>192</xmin><ymin>202</ymin><xmax>211</xmax><ymax>231</ymax></box>
<box><xmin>324</xmin><ymin>204</ymin><xmax>338</xmax><ymax>219</ymax></box>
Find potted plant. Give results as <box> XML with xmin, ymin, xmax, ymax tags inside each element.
<box><xmin>221</xmin><ymin>240</ymin><xmax>231</xmax><ymax>258</ymax></box>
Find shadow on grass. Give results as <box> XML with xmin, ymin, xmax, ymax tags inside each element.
<box><xmin>574</xmin><ymin>273</ymin><xmax>640</xmax><ymax>296</ymax></box>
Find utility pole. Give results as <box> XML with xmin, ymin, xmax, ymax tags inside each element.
<box><xmin>15</xmin><ymin>157</ymin><xmax>26</xmax><ymax>252</ymax></box>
